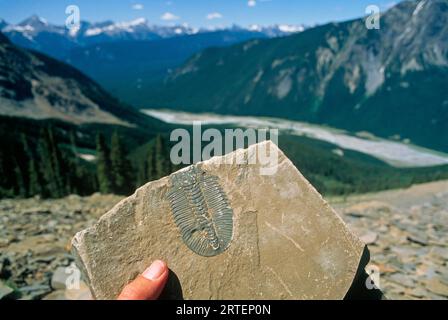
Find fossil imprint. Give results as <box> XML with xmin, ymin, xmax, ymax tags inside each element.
<box><xmin>167</xmin><ymin>167</ymin><xmax>233</xmax><ymax>257</ymax></box>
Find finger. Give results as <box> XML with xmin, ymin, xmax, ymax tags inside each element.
<box><xmin>117</xmin><ymin>260</ymin><xmax>169</xmax><ymax>300</ymax></box>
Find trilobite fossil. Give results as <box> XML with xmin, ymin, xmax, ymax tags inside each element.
<box><xmin>167</xmin><ymin>166</ymin><xmax>233</xmax><ymax>257</ymax></box>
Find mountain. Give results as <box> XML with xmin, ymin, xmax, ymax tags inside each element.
<box><xmin>0</xmin><ymin>19</ymin><xmax>8</xmax><ymax>30</ymax></box>
<box><xmin>80</xmin><ymin>18</ymin><xmax>196</xmax><ymax>43</ymax></box>
<box><xmin>247</xmin><ymin>24</ymin><xmax>305</xmax><ymax>37</ymax></box>
<box><xmin>1</xmin><ymin>16</ymin><xmax>305</xmax><ymax>106</ymax></box>
<box><xmin>1</xmin><ymin>16</ymin><xmax>163</xmax><ymax>59</ymax></box>
<box><xmin>64</xmin><ymin>30</ymin><xmax>270</xmax><ymax>107</ymax></box>
<box><xmin>2</xmin><ymin>15</ymin><xmax>79</xmax><ymax>59</ymax></box>
<box><xmin>0</xmin><ymin>31</ymin><xmax>149</xmax><ymax>126</ymax></box>
<box><xmin>1</xmin><ymin>16</ymin><xmax>305</xmax><ymax>59</ymax></box>
<box><xmin>146</xmin><ymin>0</ymin><xmax>448</xmax><ymax>153</ymax></box>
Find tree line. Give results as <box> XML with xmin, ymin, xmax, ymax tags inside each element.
<box><xmin>0</xmin><ymin>126</ymin><xmax>173</xmax><ymax>199</ymax></box>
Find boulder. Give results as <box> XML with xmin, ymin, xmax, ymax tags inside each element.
<box><xmin>72</xmin><ymin>141</ymin><xmax>369</xmax><ymax>299</ymax></box>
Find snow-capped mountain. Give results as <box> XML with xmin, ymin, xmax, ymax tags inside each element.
<box><xmin>3</xmin><ymin>15</ymin><xmax>79</xmax><ymax>58</ymax></box>
<box><xmin>83</xmin><ymin>18</ymin><xmax>200</xmax><ymax>39</ymax></box>
<box><xmin>3</xmin><ymin>15</ymin><xmax>65</xmax><ymax>36</ymax></box>
<box><xmin>1</xmin><ymin>15</ymin><xmax>305</xmax><ymax>58</ymax></box>
<box><xmin>248</xmin><ymin>24</ymin><xmax>306</xmax><ymax>37</ymax></box>
<box><xmin>198</xmin><ymin>23</ymin><xmax>306</xmax><ymax>37</ymax></box>
<box><xmin>0</xmin><ymin>18</ymin><xmax>8</xmax><ymax>30</ymax></box>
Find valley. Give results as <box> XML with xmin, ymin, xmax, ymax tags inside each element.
<box><xmin>143</xmin><ymin>109</ymin><xmax>448</xmax><ymax>168</ymax></box>
<box><xmin>146</xmin><ymin>0</ymin><xmax>448</xmax><ymax>153</ymax></box>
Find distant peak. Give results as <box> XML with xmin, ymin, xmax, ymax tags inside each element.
<box><xmin>277</xmin><ymin>24</ymin><xmax>305</xmax><ymax>33</ymax></box>
<box><xmin>248</xmin><ymin>24</ymin><xmax>261</xmax><ymax>32</ymax></box>
<box><xmin>0</xmin><ymin>18</ymin><xmax>8</xmax><ymax>30</ymax></box>
<box><xmin>0</xmin><ymin>31</ymin><xmax>10</xmax><ymax>44</ymax></box>
<box><xmin>129</xmin><ymin>17</ymin><xmax>148</xmax><ymax>25</ymax></box>
<box><xmin>85</xmin><ymin>18</ymin><xmax>150</xmax><ymax>36</ymax></box>
<box><xmin>248</xmin><ymin>23</ymin><xmax>305</xmax><ymax>35</ymax></box>
<box><xmin>19</xmin><ymin>15</ymin><xmax>48</xmax><ymax>27</ymax></box>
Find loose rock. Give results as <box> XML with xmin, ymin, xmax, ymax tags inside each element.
<box><xmin>0</xmin><ymin>194</ymin><xmax>122</xmax><ymax>300</ymax></box>
<box><xmin>360</xmin><ymin>231</ymin><xmax>378</xmax><ymax>245</ymax></box>
<box><xmin>425</xmin><ymin>278</ymin><xmax>448</xmax><ymax>297</ymax></box>
<box><xmin>333</xmin><ymin>179</ymin><xmax>448</xmax><ymax>300</ymax></box>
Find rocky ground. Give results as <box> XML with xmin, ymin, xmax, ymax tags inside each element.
<box><xmin>1</xmin><ymin>181</ymin><xmax>447</xmax><ymax>300</ymax></box>
<box><xmin>0</xmin><ymin>194</ymin><xmax>123</xmax><ymax>300</ymax></box>
<box><xmin>332</xmin><ymin>180</ymin><xmax>448</xmax><ymax>300</ymax></box>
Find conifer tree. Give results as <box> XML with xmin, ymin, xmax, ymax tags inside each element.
<box><xmin>52</xmin><ymin>128</ymin><xmax>68</xmax><ymax>196</ymax></box>
<box><xmin>154</xmin><ymin>134</ymin><xmax>171</xmax><ymax>179</ymax></box>
<box><xmin>110</xmin><ymin>131</ymin><xmax>133</xmax><ymax>195</ymax></box>
<box><xmin>37</xmin><ymin>127</ymin><xmax>67</xmax><ymax>198</ymax></box>
<box><xmin>12</xmin><ymin>156</ymin><xmax>26</xmax><ymax>197</ymax></box>
<box><xmin>0</xmin><ymin>149</ymin><xmax>4</xmax><ymax>197</ymax></box>
<box><xmin>147</xmin><ymin>144</ymin><xmax>156</xmax><ymax>181</ymax></box>
<box><xmin>96</xmin><ymin>132</ymin><xmax>113</xmax><ymax>194</ymax></box>
<box><xmin>21</xmin><ymin>134</ymin><xmax>41</xmax><ymax>196</ymax></box>
<box><xmin>69</xmin><ymin>130</ymin><xmax>78</xmax><ymax>155</ymax></box>
<box><xmin>137</xmin><ymin>159</ymin><xmax>147</xmax><ymax>187</ymax></box>
<box><xmin>68</xmin><ymin>130</ymin><xmax>82</xmax><ymax>195</ymax></box>
<box><xmin>0</xmin><ymin>142</ymin><xmax>16</xmax><ymax>198</ymax></box>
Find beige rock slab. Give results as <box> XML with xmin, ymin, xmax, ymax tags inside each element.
<box><xmin>72</xmin><ymin>141</ymin><xmax>366</xmax><ymax>300</ymax></box>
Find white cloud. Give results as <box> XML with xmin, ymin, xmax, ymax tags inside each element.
<box><xmin>248</xmin><ymin>0</ymin><xmax>257</xmax><ymax>7</ymax></box>
<box><xmin>132</xmin><ymin>3</ymin><xmax>144</xmax><ymax>10</ymax></box>
<box><xmin>206</xmin><ymin>12</ymin><xmax>223</xmax><ymax>20</ymax></box>
<box><xmin>161</xmin><ymin>12</ymin><xmax>180</xmax><ymax>21</ymax></box>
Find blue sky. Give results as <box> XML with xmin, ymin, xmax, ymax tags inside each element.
<box><xmin>0</xmin><ymin>0</ymin><xmax>400</xmax><ymax>27</ymax></box>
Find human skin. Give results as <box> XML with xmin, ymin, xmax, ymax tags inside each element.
<box><xmin>117</xmin><ymin>260</ymin><xmax>169</xmax><ymax>300</ymax></box>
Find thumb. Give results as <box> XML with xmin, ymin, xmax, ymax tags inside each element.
<box><xmin>117</xmin><ymin>260</ymin><xmax>169</xmax><ymax>300</ymax></box>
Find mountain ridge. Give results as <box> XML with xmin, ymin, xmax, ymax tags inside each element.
<box><xmin>1</xmin><ymin>15</ymin><xmax>305</xmax><ymax>59</ymax></box>
<box><xmin>0</xmin><ymin>31</ymin><xmax>163</xmax><ymax>128</ymax></box>
<box><xmin>64</xmin><ymin>29</ymin><xmax>273</xmax><ymax>107</ymax></box>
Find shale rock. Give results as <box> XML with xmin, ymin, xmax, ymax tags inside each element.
<box><xmin>0</xmin><ymin>281</ymin><xmax>14</xmax><ymax>299</ymax></box>
<box><xmin>72</xmin><ymin>141</ymin><xmax>367</xmax><ymax>300</ymax></box>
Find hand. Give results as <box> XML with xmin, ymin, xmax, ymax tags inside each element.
<box><xmin>117</xmin><ymin>260</ymin><xmax>169</xmax><ymax>300</ymax></box>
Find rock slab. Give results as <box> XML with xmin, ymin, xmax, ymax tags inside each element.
<box><xmin>0</xmin><ymin>281</ymin><xmax>14</xmax><ymax>299</ymax></box>
<box><xmin>72</xmin><ymin>141</ymin><xmax>366</xmax><ymax>299</ymax></box>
